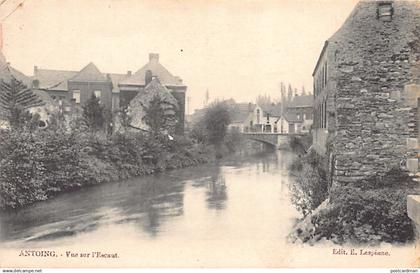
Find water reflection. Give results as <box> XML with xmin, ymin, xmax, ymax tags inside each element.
<box><xmin>206</xmin><ymin>173</ymin><xmax>227</xmax><ymax>210</ymax></box>
<box><xmin>0</xmin><ymin>150</ymin><xmax>298</xmax><ymax>249</ymax></box>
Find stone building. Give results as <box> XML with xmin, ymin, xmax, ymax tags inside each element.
<box><xmin>312</xmin><ymin>1</ymin><xmax>420</xmax><ymax>185</ymax></box>
<box><xmin>128</xmin><ymin>77</ymin><xmax>178</xmax><ymax>133</ymax></box>
<box><xmin>119</xmin><ymin>53</ymin><xmax>187</xmax><ymax>134</ymax></box>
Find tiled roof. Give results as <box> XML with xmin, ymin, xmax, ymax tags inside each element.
<box><xmin>120</xmin><ymin>56</ymin><xmax>184</xmax><ymax>87</ymax></box>
<box><xmin>286</xmin><ymin>95</ymin><xmax>313</xmax><ymax>108</ymax></box>
<box><xmin>35</xmin><ymin>68</ymin><xmax>77</xmax><ymax>90</ymax></box>
<box><xmin>69</xmin><ymin>62</ymin><xmax>107</xmax><ymax>82</ymax></box>
<box><xmin>9</xmin><ymin>67</ymin><xmax>32</xmax><ymax>87</ymax></box>
<box><xmin>230</xmin><ymin>103</ymin><xmax>255</xmax><ymax>123</ymax></box>
<box><xmin>107</xmin><ymin>73</ymin><xmax>128</xmax><ymax>93</ymax></box>
<box><xmin>0</xmin><ymin>52</ymin><xmax>32</xmax><ymax>86</ymax></box>
<box><xmin>261</xmin><ymin>104</ymin><xmax>282</xmax><ymax>117</ymax></box>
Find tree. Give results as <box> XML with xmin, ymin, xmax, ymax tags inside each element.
<box><xmin>142</xmin><ymin>95</ymin><xmax>177</xmax><ymax>136</ymax></box>
<box><xmin>203</xmin><ymin>101</ymin><xmax>231</xmax><ymax>145</ymax></box>
<box><xmin>82</xmin><ymin>94</ymin><xmax>105</xmax><ymax>131</ymax></box>
<box><xmin>0</xmin><ymin>77</ymin><xmax>44</xmax><ymax>129</ymax></box>
<box><xmin>256</xmin><ymin>94</ymin><xmax>272</xmax><ymax>108</ymax></box>
<box><xmin>117</xmin><ymin>106</ymin><xmax>132</xmax><ymax>133</ymax></box>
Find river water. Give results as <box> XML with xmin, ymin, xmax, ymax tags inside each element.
<box><xmin>0</xmin><ymin>150</ymin><xmax>302</xmax><ymax>266</ymax></box>
<box><xmin>0</xmin><ymin>150</ymin><xmax>417</xmax><ymax>267</ymax></box>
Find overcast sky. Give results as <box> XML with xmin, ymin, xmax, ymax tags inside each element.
<box><xmin>1</xmin><ymin>0</ymin><xmax>358</xmax><ymax>112</ymax></box>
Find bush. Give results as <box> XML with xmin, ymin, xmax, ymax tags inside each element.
<box><xmin>289</xmin><ymin>150</ymin><xmax>328</xmax><ymax>216</ymax></box>
<box><xmin>289</xmin><ymin>135</ymin><xmax>312</xmax><ymax>155</ymax></box>
<box><xmin>307</xmin><ymin>169</ymin><xmax>418</xmax><ymax>244</ymax></box>
<box><xmin>0</xmin><ymin>127</ymin><xmax>211</xmax><ymax>210</ymax></box>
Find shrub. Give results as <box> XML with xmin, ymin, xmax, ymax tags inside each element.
<box><xmin>224</xmin><ymin>129</ymin><xmax>243</xmax><ymax>153</ymax></box>
<box><xmin>289</xmin><ymin>135</ymin><xmax>312</xmax><ymax>155</ymax></box>
<box><xmin>289</xmin><ymin>150</ymin><xmax>328</xmax><ymax>216</ymax></box>
<box><xmin>0</xmin><ymin>126</ymin><xmax>211</xmax><ymax>210</ymax></box>
<box><xmin>308</xmin><ymin>169</ymin><xmax>418</xmax><ymax>244</ymax></box>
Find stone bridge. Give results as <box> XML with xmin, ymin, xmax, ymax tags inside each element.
<box><xmin>241</xmin><ymin>132</ymin><xmax>305</xmax><ymax>149</ymax></box>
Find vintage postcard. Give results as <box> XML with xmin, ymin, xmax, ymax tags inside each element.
<box><xmin>0</xmin><ymin>0</ymin><xmax>419</xmax><ymax>270</ymax></box>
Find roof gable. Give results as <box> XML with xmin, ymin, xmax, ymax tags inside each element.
<box><xmin>120</xmin><ymin>56</ymin><xmax>184</xmax><ymax>87</ymax></box>
<box><xmin>0</xmin><ymin>53</ymin><xmax>32</xmax><ymax>87</ymax></box>
<box><xmin>9</xmin><ymin>67</ymin><xmax>32</xmax><ymax>87</ymax></box>
<box><xmin>230</xmin><ymin>103</ymin><xmax>255</xmax><ymax>123</ymax></box>
<box><xmin>70</xmin><ymin>62</ymin><xmax>107</xmax><ymax>82</ymax></box>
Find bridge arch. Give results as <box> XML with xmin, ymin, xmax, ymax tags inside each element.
<box><xmin>241</xmin><ymin>132</ymin><xmax>302</xmax><ymax>150</ymax></box>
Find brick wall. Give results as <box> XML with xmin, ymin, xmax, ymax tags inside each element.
<box><xmin>68</xmin><ymin>81</ymin><xmax>113</xmax><ymax>110</ymax></box>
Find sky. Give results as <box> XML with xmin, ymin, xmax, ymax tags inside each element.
<box><xmin>1</xmin><ymin>0</ymin><xmax>359</xmax><ymax>113</ymax></box>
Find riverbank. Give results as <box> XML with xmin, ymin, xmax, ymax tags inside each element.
<box><xmin>287</xmin><ymin>136</ymin><xmax>419</xmax><ymax>245</ymax></box>
<box><xmin>0</xmin><ymin>127</ymin><xmax>213</xmax><ymax>210</ymax></box>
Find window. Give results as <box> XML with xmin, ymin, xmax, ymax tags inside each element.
<box><xmin>377</xmin><ymin>2</ymin><xmax>393</xmax><ymax>21</ymax></box>
<box><xmin>73</xmin><ymin>90</ymin><xmax>80</xmax><ymax>104</ymax></box>
<box><xmin>94</xmin><ymin>90</ymin><xmax>102</xmax><ymax>99</ymax></box>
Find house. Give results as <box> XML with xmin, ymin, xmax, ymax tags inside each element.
<box><xmin>33</xmin><ymin>53</ymin><xmax>187</xmax><ymax>134</ymax></box>
<box><xmin>278</xmin><ymin>112</ymin><xmax>303</xmax><ymax>134</ymax></box>
<box><xmin>119</xmin><ymin>53</ymin><xmax>187</xmax><ymax>134</ymax></box>
<box><xmin>312</xmin><ymin>1</ymin><xmax>420</xmax><ymax>185</ymax></box>
<box><xmin>127</xmin><ymin>77</ymin><xmax>178</xmax><ymax>133</ymax></box>
<box><xmin>260</xmin><ymin>104</ymin><xmax>282</xmax><ymax>133</ymax></box>
<box><xmin>282</xmin><ymin>94</ymin><xmax>313</xmax><ymax>134</ymax></box>
<box><xmin>228</xmin><ymin>102</ymin><xmax>283</xmax><ymax>133</ymax></box>
<box><xmin>228</xmin><ymin>103</ymin><xmax>256</xmax><ymax>132</ymax></box>
<box><xmin>33</xmin><ymin>63</ymin><xmax>125</xmax><ymax>113</ymax></box>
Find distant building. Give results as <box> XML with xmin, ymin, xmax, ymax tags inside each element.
<box><xmin>228</xmin><ymin>103</ymin><xmax>255</xmax><ymax>132</ymax></box>
<box><xmin>33</xmin><ymin>53</ymin><xmax>187</xmax><ymax>134</ymax></box>
<box><xmin>281</xmin><ymin>94</ymin><xmax>314</xmax><ymax>134</ymax></box>
<box><xmin>312</xmin><ymin>1</ymin><xmax>420</xmax><ymax>185</ymax></box>
<box><xmin>228</xmin><ymin>102</ymin><xmax>283</xmax><ymax>133</ymax></box>
<box><xmin>119</xmin><ymin>53</ymin><xmax>187</xmax><ymax>134</ymax></box>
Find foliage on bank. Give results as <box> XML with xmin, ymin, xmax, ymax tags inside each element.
<box><xmin>289</xmin><ymin>149</ymin><xmax>329</xmax><ymax>217</ymax></box>
<box><xmin>189</xmin><ymin>100</ymin><xmax>246</xmax><ymax>158</ymax></box>
<box><xmin>308</xmin><ymin>169</ymin><xmax>418</xmax><ymax>244</ymax></box>
<box><xmin>0</xmin><ymin>127</ymin><xmax>211</xmax><ymax>210</ymax></box>
<box><xmin>289</xmin><ymin>142</ymin><xmax>418</xmax><ymax>244</ymax></box>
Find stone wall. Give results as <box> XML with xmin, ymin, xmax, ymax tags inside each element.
<box><xmin>321</xmin><ymin>1</ymin><xmax>420</xmax><ymax>185</ymax></box>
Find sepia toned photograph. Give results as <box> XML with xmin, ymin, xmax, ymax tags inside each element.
<box><xmin>0</xmin><ymin>0</ymin><xmax>419</xmax><ymax>270</ymax></box>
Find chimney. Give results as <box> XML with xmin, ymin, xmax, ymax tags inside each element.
<box><xmin>127</xmin><ymin>70</ymin><xmax>132</xmax><ymax>77</ymax></box>
<box><xmin>145</xmin><ymin>70</ymin><xmax>153</xmax><ymax>85</ymax></box>
<box><xmin>32</xmin><ymin>79</ymin><xmax>39</xmax><ymax>89</ymax></box>
<box><xmin>34</xmin><ymin>65</ymin><xmax>38</xmax><ymax>76</ymax></box>
<box><xmin>248</xmin><ymin>102</ymin><xmax>252</xmax><ymax>112</ymax></box>
<box><xmin>149</xmin><ymin>53</ymin><xmax>159</xmax><ymax>63</ymax></box>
